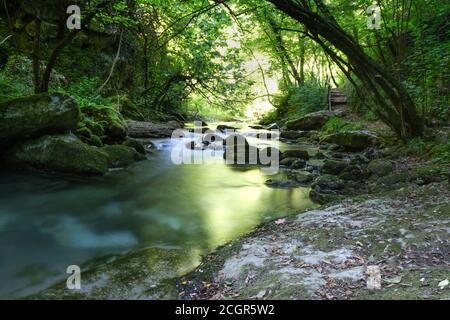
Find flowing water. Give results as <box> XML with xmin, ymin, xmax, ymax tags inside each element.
<box><xmin>0</xmin><ymin>124</ymin><xmax>316</xmax><ymax>298</ymax></box>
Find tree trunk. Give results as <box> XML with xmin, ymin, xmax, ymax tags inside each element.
<box><xmin>266</xmin><ymin>0</ymin><xmax>424</xmax><ymax>139</ymax></box>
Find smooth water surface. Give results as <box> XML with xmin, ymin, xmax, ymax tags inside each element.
<box><xmin>0</xmin><ymin>127</ymin><xmax>315</xmax><ymax>298</ymax></box>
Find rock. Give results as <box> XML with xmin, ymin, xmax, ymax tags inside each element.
<box><xmin>323</xmin><ymin>131</ymin><xmax>378</xmax><ymax>151</ymax></box>
<box><xmin>314</xmin><ymin>151</ymin><xmax>327</xmax><ymax>159</ymax></box>
<box><xmin>282</xmin><ymin>149</ymin><xmax>310</xmax><ymax>161</ymax></box>
<box><xmin>127</xmin><ymin>121</ymin><xmax>177</xmax><ymax>138</ymax></box>
<box><xmin>101</xmin><ymin>145</ymin><xmax>145</xmax><ymax>168</ymax></box>
<box><xmin>259</xmin><ymin>147</ymin><xmax>282</xmax><ymax>165</ymax></box>
<box><xmin>0</xmin><ymin>94</ymin><xmax>80</xmax><ymax>149</ymax></box>
<box><xmin>322</xmin><ymin>160</ymin><xmax>349</xmax><ymax>175</ymax></box>
<box><xmin>280</xmin><ymin>157</ymin><xmax>297</xmax><ymax>167</ymax></box>
<box><xmin>256</xmin><ymin>132</ymin><xmax>275</xmax><ymax>140</ymax></box>
<box><xmin>105</xmin><ymin>121</ymin><xmax>127</xmax><ymax>143</ymax></box>
<box><xmin>309</xmin><ymin>190</ymin><xmax>344</xmax><ymax>205</ymax></box>
<box><xmin>285</xmin><ymin>111</ymin><xmax>336</xmax><ymax>131</ymax></box>
<box><xmin>196</xmin><ymin>120</ymin><xmax>208</xmax><ymax>127</ymax></box>
<box><xmin>123</xmin><ymin>138</ymin><xmax>146</xmax><ymax>155</ymax></box>
<box><xmin>217</xmin><ymin>124</ymin><xmax>238</xmax><ymax>132</ymax></box>
<box><xmin>312</xmin><ymin>174</ymin><xmax>345</xmax><ymax>192</ymax></box>
<box><xmin>223</xmin><ymin>145</ymin><xmax>259</xmax><ymax>165</ymax></box>
<box><xmin>4</xmin><ymin>134</ymin><xmax>109</xmax><ymax>175</ymax></box>
<box><xmin>367</xmin><ymin>159</ymin><xmax>395</xmax><ymax>178</ymax></box>
<box><xmin>267</xmin><ymin>123</ymin><xmax>280</xmax><ymax>130</ymax></box>
<box><xmin>291</xmin><ymin>172</ymin><xmax>313</xmax><ymax>184</ymax></box>
<box><xmin>339</xmin><ymin>165</ymin><xmax>366</xmax><ymax>181</ymax></box>
<box><xmin>249</xmin><ymin>125</ymin><xmax>264</xmax><ymax>130</ymax></box>
<box><xmin>188</xmin><ymin>127</ymin><xmax>210</xmax><ymax>134</ymax></box>
<box><xmin>265</xmin><ymin>179</ymin><xmax>299</xmax><ymax>189</ymax></box>
<box><xmin>203</xmin><ymin>133</ymin><xmax>223</xmax><ymax>144</ymax></box>
<box><xmin>290</xmin><ymin>159</ymin><xmax>307</xmax><ymax>169</ymax></box>
<box><xmin>223</xmin><ymin>134</ymin><xmax>249</xmax><ymax>148</ymax></box>
<box><xmin>280</xmin><ymin>131</ymin><xmax>305</xmax><ymax>140</ymax></box>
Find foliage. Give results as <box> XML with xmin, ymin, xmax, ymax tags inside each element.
<box><xmin>320</xmin><ymin>117</ymin><xmax>364</xmax><ymax>137</ymax></box>
<box><xmin>270</xmin><ymin>80</ymin><xmax>327</xmax><ymax>122</ymax></box>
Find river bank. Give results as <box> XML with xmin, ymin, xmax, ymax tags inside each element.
<box><xmin>29</xmin><ymin>112</ymin><xmax>449</xmax><ymax>300</ymax></box>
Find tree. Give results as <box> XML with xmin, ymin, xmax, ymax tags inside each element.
<box><xmin>265</xmin><ymin>0</ymin><xmax>424</xmax><ymax>139</ymax></box>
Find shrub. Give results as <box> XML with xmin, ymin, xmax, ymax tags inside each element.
<box><xmin>320</xmin><ymin>117</ymin><xmax>364</xmax><ymax>137</ymax></box>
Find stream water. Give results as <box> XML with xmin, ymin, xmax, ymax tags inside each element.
<box><xmin>0</xmin><ymin>124</ymin><xmax>316</xmax><ymax>298</ymax></box>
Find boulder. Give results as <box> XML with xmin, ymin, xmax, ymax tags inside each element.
<box><xmin>285</xmin><ymin>111</ymin><xmax>336</xmax><ymax>131</ymax></box>
<box><xmin>280</xmin><ymin>131</ymin><xmax>306</xmax><ymax>140</ymax></box>
<box><xmin>322</xmin><ymin>160</ymin><xmax>349</xmax><ymax>175</ymax></box>
<box><xmin>0</xmin><ymin>94</ymin><xmax>80</xmax><ymax>149</ymax></box>
<box><xmin>223</xmin><ymin>134</ymin><xmax>249</xmax><ymax>148</ymax></box>
<box><xmin>367</xmin><ymin>159</ymin><xmax>395</xmax><ymax>178</ymax></box>
<box><xmin>127</xmin><ymin>121</ymin><xmax>176</xmax><ymax>138</ymax></box>
<box><xmin>223</xmin><ymin>145</ymin><xmax>259</xmax><ymax>165</ymax></box>
<box><xmin>101</xmin><ymin>145</ymin><xmax>145</xmax><ymax>168</ymax></box>
<box><xmin>282</xmin><ymin>149</ymin><xmax>310</xmax><ymax>161</ymax></box>
<box><xmin>4</xmin><ymin>134</ymin><xmax>109</xmax><ymax>176</ymax></box>
<box><xmin>312</xmin><ymin>174</ymin><xmax>345</xmax><ymax>192</ymax></box>
<box><xmin>258</xmin><ymin>147</ymin><xmax>282</xmax><ymax>165</ymax></box>
<box><xmin>323</xmin><ymin>131</ymin><xmax>378</xmax><ymax>151</ymax></box>
<box><xmin>265</xmin><ymin>179</ymin><xmax>299</xmax><ymax>189</ymax></box>
<box><xmin>280</xmin><ymin>157</ymin><xmax>297</xmax><ymax>167</ymax></box>
<box><xmin>217</xmin><ymin>124</ymin><xmax>238</xmax><ymax>132</ymax></box>
<box><xmin>291</xmin><ymin>172</ymin><xmax>313</xmax><ymax>184</ymax></box>
<box><xmin>123</xmin><ymin>138</ymin><xmax>146</xmax><ymax>155</ymax></box>
<box><xmin>290</xmin><ymin>159</ymin><xmax>307</xmax><ymax>169</ymax></box>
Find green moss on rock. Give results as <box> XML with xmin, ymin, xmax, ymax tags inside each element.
<box><xmin>101</xmin><ymin>144</ymin><xmax>145</xmax><ymax>168</ymax></box>
<box><xmin>4</xmin><ymin>134</ymin><xmax>109</xmax><ymax>176</ymax></box>
<box><xmin>0</xmin><ymin>93</ymin><xmax>80</xmax><ymax>149</ymax></box>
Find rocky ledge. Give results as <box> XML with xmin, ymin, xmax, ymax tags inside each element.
<box><xmin>179</xmin><ymin>182</ymin><xmax>450</xmax><ymax>300</ymax></box>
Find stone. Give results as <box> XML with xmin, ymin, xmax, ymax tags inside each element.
<box><xmin>282</xmin><ymin>149</ymin><xmax>310</xmax><ymax>161</ymax></box>
<box><xmin>367</xmin><ymin>159</ymin><xmax>395</xmax><ymax>178</ymax></box>
<box><xmin>101</xmin><ymin>145</ymin><xmax>145</xmax><ymax>168</ymax></box>
<box><xmin>123</xmin><ymin>138</ymin><xmax>146</xmax><ymax>155</ymax></box>
<box><xmin>0</xmin><ymin>94</ymin><xmax>80</xmax><ymax>149</ymax></box>
<box><xmin>290</xmin><ymin>159</ymin><xmax>307</xmax><ymax>170</ymax></box>
<box><xmin>322</xmin><ymin>160</ymin><xmax>349</xmax><ymax>175</ymax></box>
<box><xmin>323</xmin><ymin>131</ymin><xmax>378</xmax><ymax>151</ymax></box>
<box><xmin>286</xmin><ymin>111</ymin><xmax>336</xmax><ymax>131</ymax></box>
<box><xmin>4</xmin><ymin>134</ymin><xmax>109</xmax><ymax>176</ymax></box>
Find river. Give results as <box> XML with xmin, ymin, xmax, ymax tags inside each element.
<box><xmin>0</xmin><ymin>124</ymin><xmax>316</xmax><ymax>298</ymax></box>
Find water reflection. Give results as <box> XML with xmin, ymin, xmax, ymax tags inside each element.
<box><xmin>0</xmin><ymin>133</ymin><xmax>315</xmax><ymax>298</ymax></box>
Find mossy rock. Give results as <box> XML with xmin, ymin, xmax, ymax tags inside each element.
<box><xmin>0</xmin><ymin>94</ymin><xmax>80</xmax><ymax>149</ymax></box>
<box><xmin>322</xmin><ymin>159</ymin><xmax>348</xmax><ymax>175</ymax></box>
<box><xmin>323</xmin><ymin>131</ymin><xmax>378</xmax><ymax>151</ymax></box>
<box><xmin>101</xmin><ymin>145</ymin><xmax>145</xmax><ymax>168</ymax></box>
<box><xmin>81</xmin><ymin>104</ymin><xmax>127</xmax><ymax>143</ymax></box>
<box><xmin>309</xmin><ymin>190</ymin><xmax>345</xmax><ymax>205</ymax></box>
<box><xmin>312</xmin><ymin>174</ymin><xmax>345</xmax><ymax>192</ymax></box>
<box><xmin>376</xmin><ymin>172</ymin><xmax>412</xmax><ymax>185</ymax></box>
<box><xmin>286</xmin><ymin>111</ymin><xmax>335</xmax><ymax>131</ymax></box>
<box><xmin>282</xmin><ymin>149</ymin><xmax>310</xmax><ymax>161</ymax></box>
<box><xmin>4</xmin><ymin>134</ymin><xmax>109</xmax><ymax>176</ymax></box>
<box><xmin>123</xmin><ymin>138</ymin><xmax>146</xmax><ymax>155</ymax></box>
<box><xmin>367</xmin><ymin>159</ymin><xmax>395</xmax><ymax>177</ymax></box>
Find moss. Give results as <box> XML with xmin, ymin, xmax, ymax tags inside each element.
<box><xmin>123</xmin><ymin>138</ymin><xmax>146</xmax><ymax>155</ymax></box>
<box><xmin>31</xmin><ymin>247</ymin><xmax>198</xmax><ymax>300</ymax></box>
<box><xmin>353</xmin><ymin>268</ymin><xmax>450</xmax><ymax>300</ymax></box>
<box><xmin>101</xmin><ymin>145</ymin><xmax>143</xmax><ymax>168</ymax></box>
<box><xmin>5</xmin><ymin>134</ymin><xmax>109</xmax><ymax>176</ymax></box>
<box><xmin>0</xmin><ymin>94</ymin><xmax>80</xmax><ymax>148</ymax></box>
<box><xmin>320</xmin><ymin>117</ymin><xmax>364</xmax><ymax>138</ymax></box>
